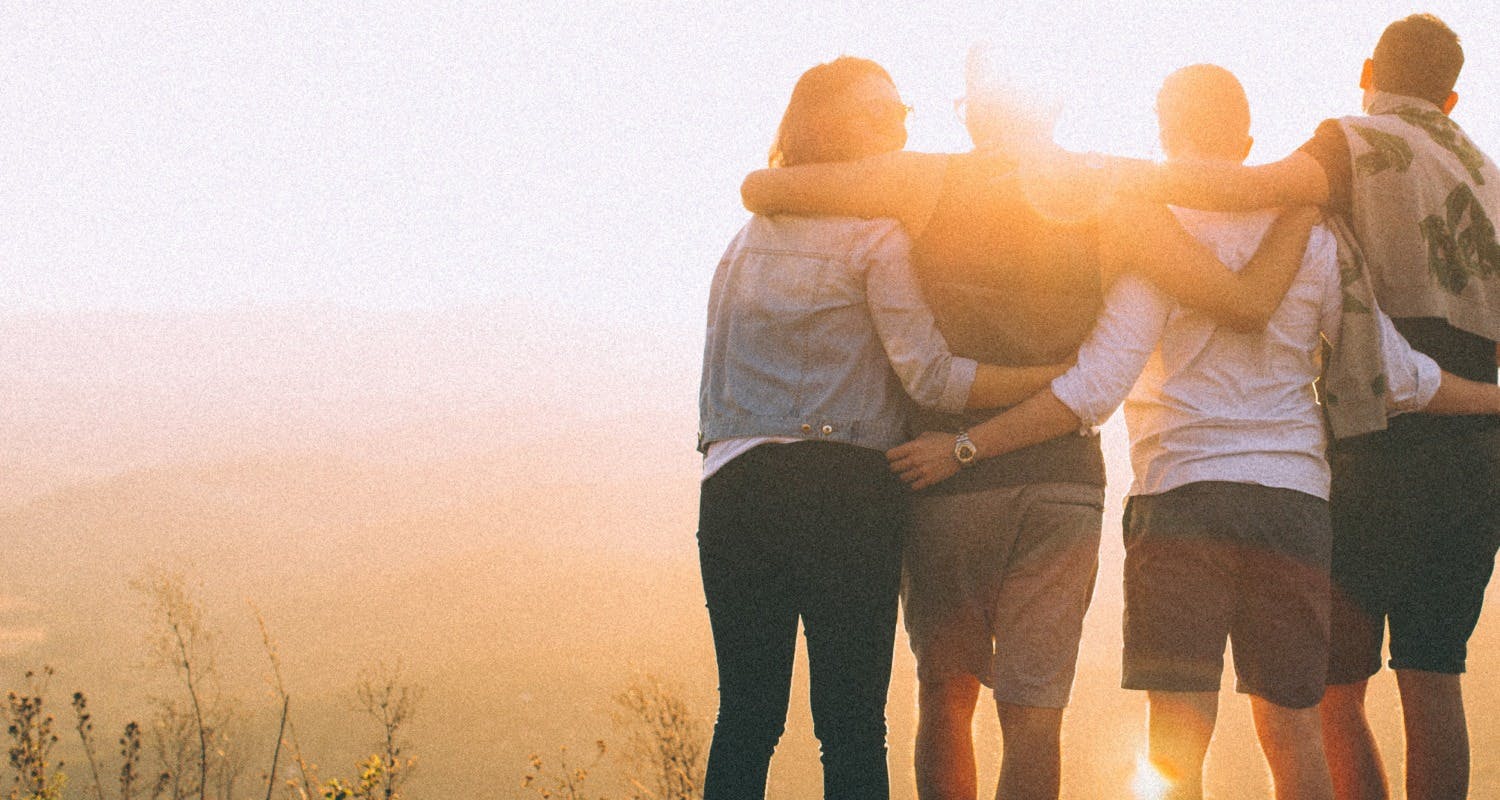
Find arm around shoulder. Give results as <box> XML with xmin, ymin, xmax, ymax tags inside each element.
<box><xmin>1420</xmin><ymin>370</ymin><xmax>1500</xmax><ymax>415</ymax></box>
<box><xmin>741</xmin><ymin>150</ymin><xmax>949</xmax><ymax>235</ymax></box>
<box><xmin>1105</xmin><ymin>201</ymin><xmax>1320</xmax><ymax>332</ymax></box>
<box><xmin>1112</xmin><ymin>150</ymin><xmax>1331</xmax><ymax>211</ymax></box>
<box><xmin>886</xmin><ymin>389</ymin><xmax>1080</xmax><ymax>491</ymax></box>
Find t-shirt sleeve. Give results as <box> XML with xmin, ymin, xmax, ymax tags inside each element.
<box><xmin>1297</xmin><ymin>118</ymin><xmax>1353</xmax><ymax>217</ymax></box>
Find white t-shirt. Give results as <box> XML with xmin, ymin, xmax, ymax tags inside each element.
<box><xmin>1050</xmin><ymin>209</ymin><xmax>1441</xmax><ymax>500</ymax></box>
<box><xmin>701</xmin><ymin>436</ymin><xmax>800</xmax><ymax>481</ymax></box>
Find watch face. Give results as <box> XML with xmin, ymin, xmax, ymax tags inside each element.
<box><xmin>955</xmin><ymin>441</ymin><xmax>977</xmax><ymax>463</ymax></box>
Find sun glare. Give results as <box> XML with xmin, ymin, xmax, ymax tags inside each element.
<box><xmin>1131</xmin><ymin>753</ymin><xmax>1173</xmax><ymax>800</ymax></box>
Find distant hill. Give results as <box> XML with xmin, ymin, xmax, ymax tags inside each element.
<box><xmin>0</xmin><ymin>308</ymin><xmax>701</xmax><ymax>505</ymax></box>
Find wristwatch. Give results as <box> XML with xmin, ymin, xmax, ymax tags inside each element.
<box><xmin>953</xmin><ymin>430</ymin><xmax>978</xmax><ymax>468</ymax></box>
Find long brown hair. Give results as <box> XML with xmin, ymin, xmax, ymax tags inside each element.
<box><xmin>768</xmin><ymin>56</ymin><xmax>900</xmax><ymax>168</ymax></box>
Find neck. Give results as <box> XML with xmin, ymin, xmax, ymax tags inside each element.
<box><xmin>1363</xmin><ymin>89</ymin><xmax>1441</xmax><ymax>115</ymax></box>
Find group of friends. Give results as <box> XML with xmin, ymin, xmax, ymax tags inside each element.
<box><xmin>695</xmin><ymin>13</ymin><xmax>1500</xmax><ymax>800</ymax></box>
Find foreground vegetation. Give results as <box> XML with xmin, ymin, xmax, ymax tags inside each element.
<box><xmin>3</xmin><ymin>570</ymin><xmax>420</xmax><ymax>800</ymax></box>
<box><xmin>2</xmin><ymin>568</ymin><xmax>708</xmax><ymax>800</ymax></box>
<box><xmin>522</xmin><ymin>674</ymin><xmax>706</xmax><ymax>800</ymax></box>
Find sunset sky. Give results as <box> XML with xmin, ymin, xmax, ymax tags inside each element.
<box><xmin>7</xmin><ymin>3</ymin><xmax>1497</xmax><ymax>330</ymax></box>
<box><xmin>4</xmin><ymin>2</ymin><xmax>1498</xmax><ymax>501</ymax></box>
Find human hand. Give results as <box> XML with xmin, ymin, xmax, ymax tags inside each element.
<box><xmin>886</xmin><ymin>431</ymin><xmax>961</xmax><ymax>491</ymax></box>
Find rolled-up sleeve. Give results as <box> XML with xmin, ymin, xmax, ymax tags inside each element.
<box><xmin>1050</xmin><ymin>276</ymin><xmax>1172</xmax><ymax>428</ymax></box>
<box><xmin>1375</xmin><ymin>309</ymin><xmax>1444</xmax><ymax>413</ymax></box>
<box><xmin>864</xmin><ymin>224</ymin><xmax>979</xmax><ymax>414</ymax></box>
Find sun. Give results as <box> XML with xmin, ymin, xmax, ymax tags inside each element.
<box><xmin>1131</xmin><ymin>753</ymin><xmax>1173</xmax><ymax>800</ymax></box>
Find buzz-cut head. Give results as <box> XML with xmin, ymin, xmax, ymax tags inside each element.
<box><xmin>1156</xmin><ymin>64</ymin><xmax>1251</xmax><ymax>161</ymax></box>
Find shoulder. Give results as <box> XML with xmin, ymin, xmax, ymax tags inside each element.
<box><xmin>1299</xmin><ymin>119</ymin><xmax>1350</xmax><ymax>162</ymax></box>
<box><xmin>716</xmin><ymin>218</ymin><xmax>756</xmax><ymax>258</ymax></box>
<box><xmin>1298</xmin><ymin>120</ymin><xmax>1349</xmax><ymax>166</ymax></box>
<box><xmin>1316</xmin><ymin>117</ymin><xmax>1351</xmax><ymax>138</ymax></box>
<box><xmin>1176</xmin><ymin>207</ymin><xmax>1283</xmax><ymax>263</ymax></box>
<box><xmin>850</xmin><ymin>217</ymin><xmax>912</xmax><ymax>262</ymax></box>
<box><xmin>744</xmin><ymin>214</ymin><xmax>911</xmax><ymax>262</ymax></box>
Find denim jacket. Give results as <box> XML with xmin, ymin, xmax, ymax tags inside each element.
<box><xmin>698</xmin><ymin>214</ymin><xmax>977</xmax><ymax>453</ymax></box>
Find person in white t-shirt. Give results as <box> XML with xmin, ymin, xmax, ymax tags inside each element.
<box><xmin>886</xmin><ymin>64</ymin><xmax>1500</xmax><ymax>800</ymax></box>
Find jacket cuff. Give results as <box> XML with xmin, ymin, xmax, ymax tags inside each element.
<box><xmin>936</xmin><ymin>357</ymin><xmax>979</xmax><ymax>415</ymax></box>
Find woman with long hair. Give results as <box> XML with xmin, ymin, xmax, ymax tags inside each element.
<box><xmin>695</xmin><ymin>56</ymin><xmax>1067</xmax><ymax>799</ymax></box>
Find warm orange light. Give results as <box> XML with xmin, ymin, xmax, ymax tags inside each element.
<box><xmin>1131</xmin><ymin>753</ymin><xmax>1172</xmax><ymax>800</ymax></box>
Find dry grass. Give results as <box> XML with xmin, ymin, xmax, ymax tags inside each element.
<box><xmin>523</xmin><ymin>673</ymin><xmax>707</xmax><ymax>800</ymax></box>
<box><xmin>1</xmin><ymin>570</ymin><xmax>426</xmax><ymax>800</ymax></box>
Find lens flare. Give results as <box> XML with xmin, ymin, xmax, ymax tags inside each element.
<box><xmin>1131</xmin><ymin>753</ymin><xmax>1172</xmax><ymax>800</ymax></box>
<box><xmin>1016</xmin><ymin>154</ymin><xmax>1110</xmax><ymax>224</ymax></box>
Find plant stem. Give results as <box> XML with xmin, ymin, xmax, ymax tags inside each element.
<box><xmin>265</xmin><ymin>695</ymin><xmax>289</xmax><ymax>800</ymax></box>
<box><xmin>171</xmin><ymin>621</ymin><xmax>209</xmax><ymax>800</ymax></box>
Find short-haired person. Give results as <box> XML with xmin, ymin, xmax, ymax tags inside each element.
<box><xmin>742</xmin><ymin>49</ymin><xmax>1318</xmax><ymax>800</ymax></box>
<box><xmin>891</xmin><ymin>62</ymin><xmax>1500</xmax><ymax>800</ymax></box>
<box><xmin>1114</xmin><ymin>15</ymin><xmax>1500</xmax><ymax>800</ymax></box>
<box><xmin>698</xmin><ymin>56</ymin><xmax>1088</xmax><ymax>800</ymax></box>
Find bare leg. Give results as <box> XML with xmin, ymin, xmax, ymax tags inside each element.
<box><xmin>1319</xmin><ymin>680</ymin><xmax>1389</xmax><ymax>800</ymax></box>
<box><xmin>1146</xmin><ymin>691</ymin><xmax>1217</xmax><ymax>800</ymax></box>
<box><xmin>995</xmin><ymin>702</ymin><xmax>1064</xmax><ymax>800</ymax></box>
<box><xmin>916</xmin><ymin>675</ymin><xmax>981</xmax><ymax>800</ymax></box>
<box><xmin>1395</xmin><ymin>669</ymin><xmax>1468</xmax><ymax>800</ymax></box>
<box><xmin>1251</xmin><ymin>696</ymin><xmax>1334</xmax><ymax>800</ymax></box>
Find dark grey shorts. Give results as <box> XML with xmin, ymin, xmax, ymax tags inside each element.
<box><xmin>1122</xmin><ymin>481</ymin><xmax>1331</xmax><ymax>710</ymax></box>
<box><xmin>902</xmin><ymin>482</ymin><xmax>1104</xmax><ymax>709</ymax></box>
<box><xmin>1328</xmin><ymin>425</ymin><xmax>1500</xmax><ymax>681</ymax></box>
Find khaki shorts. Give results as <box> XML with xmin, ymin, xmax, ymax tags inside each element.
<box><xmin>902</xmin><ymin>482</ymin><xmax>1104</xmax><ymax>709</ymax></box>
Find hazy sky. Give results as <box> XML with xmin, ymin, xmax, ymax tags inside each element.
<box><xmin>5</xmin><ymin>2</ymin><xmax>1499</xmax><ymax>392</ymax></box>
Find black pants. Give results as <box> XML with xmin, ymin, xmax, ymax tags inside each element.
<box><xmin>698</xmin><ymin>441</ymin><xmax>906</xmax><ymax>800</ymax></box>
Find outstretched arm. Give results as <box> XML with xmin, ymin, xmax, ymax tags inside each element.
<box><xmin>1102</xmin><ymin>202</ymin><xmax>1320</xmax><ymax>332</ymax></box>
<box><xmin>741</xmin><ymin>151</ymin><xmax>950</xmax><ymax>237</ymax></box>
<box><xmin>1362</xmin><ymin>302</ymin><xmax>1500</xmax><ymax>417</ymax></box>
<box><xmin>888</xmin><ymin>276</ymin><xmax>1170</xmax><ymax>490</ymax></box>
<box><xmin>965</xmin><ymin>362</ymin><xmax>1073</xmax><ymax>410</ymax></box>
<box><xmin>1425</xmin><ymin>373</ymin><xmax>1500</xmax><ymax>415</ymax></box>
<box><xmin>887</xmin><ymin>392</ymin><xmax>1081</xmax><ymax>491</ymax></box>
<box><xmin>1326</xmin><ymin>284</ymin><xmax>1500</xmax><ymax>418</ymax></box>
<box><xmin>1110</xmin><ymin>150</ymin><xmax>1331</xmax><ymax>211</ymax></box>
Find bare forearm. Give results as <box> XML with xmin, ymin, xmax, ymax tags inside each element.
<box><xmin>967</xmin><ymin>389</ymin><xmax>1081</xmax><ymax>460</ymax></box>
<box><xmin>1218</xmin><ymin>205</ymin><xmax>1321</xmax><ymax>331</ymax></box>
<box><xmin>1113</xmin><ymin>154</ymin><xmax>1328</xmax><ymax>212</ymax></box>
<box><xmin>1423</xmin><ymin>371</ymin><xmax>1500</xmax><ymax>415</ymax></box>
<box><xmin>965</xmin><ymin>363</ymin><xmax>1072</xmax><ymax>410</ymax></box>
<box><xmin>1109</xmin><ymin>202</ymin><xmax>1318</xmax><ymax>332</ymax></box>
<box><xmin>1145</xmin><ymin>161</ymin><xmax>1281</xmax><ymax>210</ymax></box>
<box><xmin>740</xmin><ymin>151</ymin><xmax>946</xmax><ymax>234</ymax></box>
<box><xmin>885</xmin><ymin>387</ymin><xmax>1082</xmax><ymax>490</ymax></box>
<box><xmin>741</xmin><ymin>159</ymin><xmax>880</xmax><ymax>215</ymax></box>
